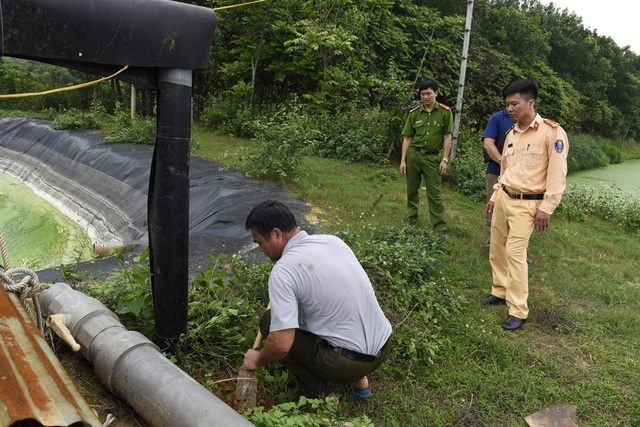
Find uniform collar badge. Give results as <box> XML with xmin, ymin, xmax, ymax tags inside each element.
<box><xmin>533</xmin><ymin>121</ymin><xmax>539</xmax><ymax>131</ymax></box>
<box><xmin>554</xmin><ymin>139</ymin><xmax>565</xmax><ymax>153</ymax></box>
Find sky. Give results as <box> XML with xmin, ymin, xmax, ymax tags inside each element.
<box><xmin>538</xmin><ymin>0</ymin><xmax>639</xmax><ymax>54</ymax></box>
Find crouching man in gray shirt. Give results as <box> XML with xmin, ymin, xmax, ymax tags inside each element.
<box><xmin>242</xmin><ymin>200</ymin><xmax>393</xmax><ymax>398</ymax></box>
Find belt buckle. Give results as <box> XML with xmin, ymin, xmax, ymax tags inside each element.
<box><xmin>503</xmin><ymin>185</ymin><xmax>521</xmax><ymax>199</ymax></box>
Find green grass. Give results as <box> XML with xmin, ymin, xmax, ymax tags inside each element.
<box><xmin>5</xmin><ymin>111</ymin><xmax>638</xmax><ymax>424</ymax></box>
<box><xmin>192</xmin><ymin>130</ymin><xmax>640</xmax><ymax>426</ymax></box>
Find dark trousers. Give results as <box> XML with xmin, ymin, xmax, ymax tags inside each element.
<box><xmin>259</xmin><ymin>310</ymin><xmax>392</xmax><ymax>397</ymax></box>
<box><xmin>406</xmin><ymin>149</ymin><xmax>446</xmax><ymax>230</ymax></box>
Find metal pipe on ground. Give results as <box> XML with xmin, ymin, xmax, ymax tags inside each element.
<box><xmin>92</xmin><ymin>242</ymin><xmax>128</xmax><ymax>258</ymax></box>
<box><xmin>40</xmin><ymin>283</ymin><xmax>254</xmax><ymax>427</ymax></box>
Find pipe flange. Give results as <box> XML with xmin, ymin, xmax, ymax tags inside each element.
<box><xmin>94</xmin><ymin>329</ymin><xmax>158</xmax><ymax>393</ymax></box>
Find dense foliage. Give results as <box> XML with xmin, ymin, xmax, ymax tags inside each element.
<box><xmin>80</xmin><ymin>225</ymin><xmax>465</xmax><ymax>408</ymax></box>
<box><xmin>196</xmin><ymin>0</ymin><xmax>640</xmax><ymax>143</ymax></box>
<box><xmin>2</xmin><ymin>0</ymin><xmax>639</xmax><ymax>162</ymax></box>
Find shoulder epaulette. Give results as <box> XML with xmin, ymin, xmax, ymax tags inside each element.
<box><xmin>543</xmin><ymin>118</ymin><xmax>560</xmax><ymax>128</ymax></box>
<box><xmin>409</xmin><ymin>105</ymin><xmax>420</xmax><ymax>113</ymax></box>
<box><xmin>439</xmin><ymin>103</ymin><xmax>451</xmax><ymax>110</ymax></box>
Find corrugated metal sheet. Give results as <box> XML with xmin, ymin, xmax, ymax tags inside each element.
<box><xmin>0</xmin><ymin>287</ymin><xmax>102</xmax><ymax>427</ymax></box>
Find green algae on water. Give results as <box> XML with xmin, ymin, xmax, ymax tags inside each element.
<box><xmin>0</xmin><ymin>172</ymin><xmax>93</xmax><ymax>270</ymax></box>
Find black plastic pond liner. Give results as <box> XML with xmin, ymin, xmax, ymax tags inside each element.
<box><xmin>0</xmin><ymin>117</ymin><xmax>314</xmax><ymax>281</ymax></box>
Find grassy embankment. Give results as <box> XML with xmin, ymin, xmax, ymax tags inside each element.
<box><xmin>192</xmin><ymin>125</ymin><xmax>640</xmax><ymax>427</ymax></box>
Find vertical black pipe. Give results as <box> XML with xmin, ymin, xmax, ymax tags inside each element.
<box><xmin>148</xmin><ymin>68</ymin><xmax>192</xmax><ymax>350</ymax></box>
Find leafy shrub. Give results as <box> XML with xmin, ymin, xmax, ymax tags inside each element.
<box><xmin>53</xmin><ymin>108</ymin><xmax>101</xmax><ymax>130</ymax></box>
<box><xmin>448</xmin><ymin>132</ymin><xmax>487</xmax><ymax>202</ymax></box>
<box><xmin>184</xmin><ymin>253</ymin><xmax>270</xmax><ymax>364</ymax></box>
<box><xmin>232</xmin><ymin>105</ymin><xmax>311</xmax><ymax>182</ymax></box>
<box><xmin>312</xmin><ymin>107</ymin><xmax>397</xmax><ymax>164</ymax></box>
<box><xmin>83</xmin><ymin>248</ymin><xmax>154</xmax><ymax>337</ymax></box>
<box><xmin>200</xmin><ymin>98</ymin><xmax>258</xmax><ymax>139</ymax></box>
<box><xmin>84</xmin><ymin>251</ymin><xmax>271</xmax><ymax>364</ymax></box>
<box><xmin>599</xmin><ymin>136</ymin><xmax>623</xmax><ymax>164</ymax></box>
<box><xmin>339</xmin><ymin>225</ymin><xmax>465</xmax><ymax>363</ymax></box>
<box><xmin>246</xmin><ymin>396</ymin><xmax>373</xmax><ymax>427</ymax></box>
<box><xmin>0</xmin><ymin>59</ymin><xmax>48</xmax><ymax>111</ymax></box>
<box><xmin>552</xmin><ymin>196</ymin><xmax>588</xmax><ymax>224</ymax></box>
<box><xmin>621</xmin><ymin>139</ymin><xmax>640</xmax><ymax>160</ymax></box>
<box><xmin>566</xmin><ymin>133</ymin><xmax>609</xmax><ymax>173</ymax></box>
<box><xmin>178</xmin><ymin>253</ymin><xmax>305</xmax><ymax>402</ymax></box>
<box><xmin>104</xmin><ymin>105</ymin><xmax>156</xmax><ymax>144</ymax></box>
<box><xmin>201</xmin><ymin>95</ymin><xmax>400</xmax><ymax>165</ymax></box>
<box><xmin>198</xmin><ymin>83</ymin><xmax>267</xmax><ymax>138</ymax></box>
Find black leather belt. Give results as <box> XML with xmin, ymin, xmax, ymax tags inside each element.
<box><xmin>502</xmin><ymin>185</ymin><xmax>544</xmax><ymax>200</ymax></box>
<box><xmin>331</xmin><ymin>346</ymin><xmax>376</xmax><ymax>362</ymax></box>
<box><xmin>411</xmin><ymin>147</ymin><xmax>439</xmax><ymax>155</ymax></box>
<box><xmin>326</xmin><ymin>337</ymin><xmax>390</xmax><ymax>363</ymax></box>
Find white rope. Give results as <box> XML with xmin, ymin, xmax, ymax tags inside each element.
<box><xmin>0</xmin><ymin>229</ymin><xmax>10</xmax><ymax>269</ymax></box>
<box><xmin>0</xmin><ymin>232</ymin><xmax>44</xmax><ymax>334</ymax></box>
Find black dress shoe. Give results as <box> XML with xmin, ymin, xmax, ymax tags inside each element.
<box><xmin>479</xmin><ymin>294</ymin><xmax>506</xmax><ymax>305</ymax></box>
<box><xmin>501</xmin><ymin>315</ymin><xmax>526</xmax><ymax>331</ymax></box>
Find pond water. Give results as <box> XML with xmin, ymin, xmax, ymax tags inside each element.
<box><xmin>0</xmin><ymin>172</ymin><xmax>93</xmax><ymax>271</ymax></box>
<box><xmin>567</xmin><ymin>159</ymin><xmax>640</xmax><ymax>196</ymax></box>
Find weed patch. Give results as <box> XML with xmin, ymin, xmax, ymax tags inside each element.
<box><xmin>534</xmin><ymin>307</ymin><xmax>578</xmax><ymax>333</ymax></box>
<box><xmin>53</xmin><ymin>108</ymin><xmax>101</xmax><ymax>130</ymax></box>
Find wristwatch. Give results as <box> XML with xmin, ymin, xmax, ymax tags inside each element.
<box><xmin>442</xmin><ymin>158</ymin><xmax>448</xmax><ymax>163</ymax></box>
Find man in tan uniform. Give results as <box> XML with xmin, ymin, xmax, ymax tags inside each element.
<box><xmin>481</xmin><ymin>79</ymin><xmax>569</xmax><ymax>331</ymax></box>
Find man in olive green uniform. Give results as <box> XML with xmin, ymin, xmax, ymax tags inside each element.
<box><xmin>400</xmin><ymin>79</ymin><xmax>453</xmax><ymax>237</ymax></box>
<box><xmin>482</xmin><ymin>79</ymin><xmax>569</xmax><ymax>331</ymax></box>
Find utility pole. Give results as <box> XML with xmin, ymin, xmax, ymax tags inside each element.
<box><xmin>130</xmin><ymin>85</ymin><xmax>136</xmax><ymax>118</ymax></box>
<box><xmin>451</xmin><ymin>0</ymin><xmax>474</xmax><ymax>161</ymax></box>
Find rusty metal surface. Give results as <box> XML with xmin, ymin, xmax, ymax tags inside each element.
<box><xmin>0</xmin><ymin>286</ymin><xmax>102</xmax><ymax>427</ymax></box>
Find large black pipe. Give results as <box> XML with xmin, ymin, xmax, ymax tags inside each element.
<box><xmin>2</xmin><ymin>0</ymin><xmax>216</xmax><ymax>70</ymax></box>
<box><xmin>149</xmin><ymin>68</ymin><xmax>192</xmax><ymax>349</ymax></box>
